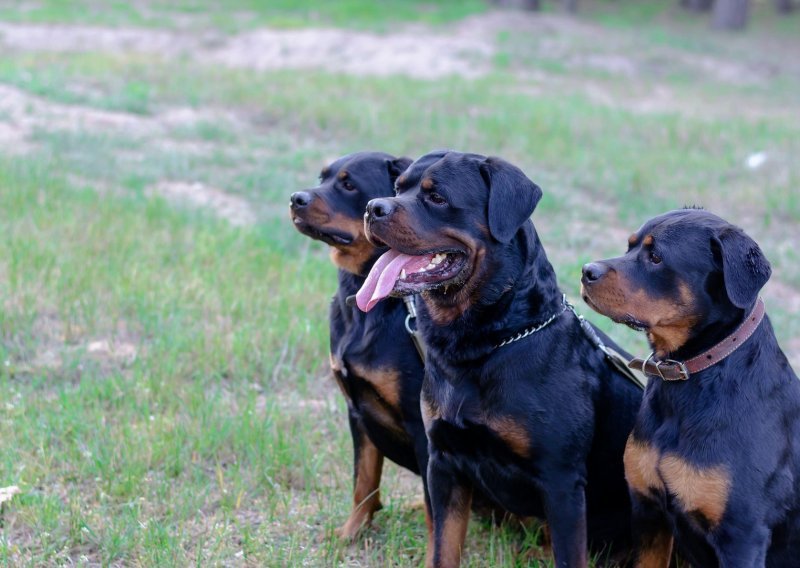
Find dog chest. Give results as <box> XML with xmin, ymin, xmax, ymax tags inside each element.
<box><xmin>422</xmin><ymin>381</ymin><xmax>534</xmax><ymax>460</ymax></box>
<box><xmin>624</xmin><ymin>434</ymin><xmax>731</xmax><ymax>528</ymax></box>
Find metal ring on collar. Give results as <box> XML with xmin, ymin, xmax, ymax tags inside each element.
<box><xmin>405</xmin><ymin>313</ymin><xmax>416</xmax><ymax>335</ymax></box>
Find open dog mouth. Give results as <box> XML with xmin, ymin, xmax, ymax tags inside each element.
<box><xmin>292</xmin><ymin>217</ymin><xmax>353</xmax><ymax>246</ymax></box>
<box><xmin>356</xmin><ymin>249</ymin><xmax>468</xmax><ymax>312</ymax></box>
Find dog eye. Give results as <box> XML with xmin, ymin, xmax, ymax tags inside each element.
<box><xmin>342</xmin><ymin>180</ymin><xmax>355</xmax><ymax>191</ymax></box>
<box><xmin>428</xmin><ymin>193</ymin><xmax>446</xmax><ymax>205</ymax></box>
<box><xmin>649</xmin><ymin>251</ymin><xmax>662</xmax><ymax>265</ymax></box>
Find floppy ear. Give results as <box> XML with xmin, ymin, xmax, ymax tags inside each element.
<box><xmin>712</xmin><ymin>227</ymin><xmax>772</xmax><ymax>309</ymax></box>
<box><xmin>479</xmin><ymin>156</ymin><xmax>542</xmax><ymax>243</ymax></box>
<box><xmin>386</xmin><ymin>157</ymin><xmax>413</xmax><ymax>183</ymax></box>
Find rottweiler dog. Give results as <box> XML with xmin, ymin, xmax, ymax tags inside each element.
<box><xmin>290</xmin><ymin>151</ymin><xmax>427</xmax><ymax>538</ymax></box>
<box><xmin>358</xmin><ymin>150</ymin><xmax>643</xmax><ymax>567</ymax></box>
<box><xmin>581</xmin><ymin>208</ymin><xmax>800</xmax><ymax>567</ymax></box>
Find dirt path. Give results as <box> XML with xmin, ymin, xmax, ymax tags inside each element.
<box><xmin>2</xmin><ymin>12</ymin><xmax>797</xmax><ymax>84</ymax></box>
<box><xmin>0</xmin><ymin>84</ymin><xmax>243</xmax><ymax>142</ymax></box>
<box><xmin>0</xmin><ymin>17</ymin><xmax>496</xmax><ymax>79</ymax></box>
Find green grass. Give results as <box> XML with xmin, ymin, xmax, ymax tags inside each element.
<box><xmin>1</xmin><ymin>1</ymin><xmax>799</xmax><ymax>565</ymax></box>
<box><xmin>0</xmin><ymin>0</ymin><xmax>487</xmax><ymax>31</ymax></box>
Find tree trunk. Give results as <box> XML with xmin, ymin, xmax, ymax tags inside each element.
<box><xmin>712</xmin><ymin>0</ymin><xmax>750</xmax><ymax>29</ymax></box>
<box><xmin>774</xmin><ymin>0</ymin><xmax>794</xmax><ymax>13</ymax></box>
<box><xmin>489</xmin><ymin>0</ymin><xmax>541</xmax><ymax>9</ymax></box>
<box><xmin>681</xmin><ymin>0</ymin><xmax>713</xmax><ymax>12</ymax></box>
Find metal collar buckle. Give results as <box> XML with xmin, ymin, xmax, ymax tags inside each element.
<box><xmin>403</xmin><ymin>295</ymin><xmax>426</xmax><ymax>361</ymax></box>
<box><xmin>642</xmin><ymin>352</ymin><xmax>689</xmax><ymax>381</ymax></box>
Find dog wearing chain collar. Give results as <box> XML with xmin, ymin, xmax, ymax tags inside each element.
<box><xmin>357</xmin><ymin>150</ymin><xmax>643</xmax><ymax>567</ymax></box>
<box><xmin>290</xmin><ymin>151</ymin><xmax>429</xmax><ymax>538</ymax></box>
<box><xmin>581</xmin><ymin>208</ymin><xmax>800</xmax><ymax>567</ymax></box>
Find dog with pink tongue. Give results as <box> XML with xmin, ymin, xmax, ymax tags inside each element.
<box><xmin>359</xmin><ymin>150</ymin><xmax>643</xmax><ymax>568</ymax></box>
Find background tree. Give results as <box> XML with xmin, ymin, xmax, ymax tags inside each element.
<box><xmin>488</xmin><ymin>0</ymin><xmax>578</xmax><ymax>12</ymax></box>
<box><xmin>489</xmin><ymin>0</ymin><xmax>541</xmax><ymax>9</ymax></box>
<box><xmin>563</xmin><ymin>0</ymin><xmax>578</xmax><ymax>12</ymax></box>
<box><xmin>712</xmin><ymin>0</ymin><xmax>750</xmax><ymax>29</ymax></box>
<box><xmin>681</xmin><ymin>0</ymin><xmax>713</xmax><ymax>12</ymax></box>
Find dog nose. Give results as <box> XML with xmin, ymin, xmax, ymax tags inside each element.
<box><xmin>582</xmin><ymin>262</ymin><xmax>608</xmax><ymax>283</ymax></box>
<box><xmin>290</xmin><ymin>191</ymin><xmax>312</xmax><ymax>208</ymax></box>
<box><xmin>367</xmin><ymin>199</ymin><xmax>395</xmax><ymax>219</ymax></box>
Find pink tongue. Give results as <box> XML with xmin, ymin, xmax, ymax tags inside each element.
<box><xmin>356</xmin><ymin>249</ymin><xmax>434</xmax><ymax>312</ymax></box>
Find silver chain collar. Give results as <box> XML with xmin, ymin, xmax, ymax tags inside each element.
<box><xmin>493</xmin><ymin>294</ymin><xmax>571</xmax><ymax>350</ymax></box>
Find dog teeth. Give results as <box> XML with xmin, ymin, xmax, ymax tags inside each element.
<box><xmin>432</xmin><ymin>253</ymin><xmax>446</xmax><ymax>265</ymax></box>
<box><xmin>400</xmin><ymin>269</ymin><xmax>407</xmax><ymax>279</ymax></box>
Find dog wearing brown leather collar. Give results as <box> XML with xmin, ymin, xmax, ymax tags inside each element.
<box><xmin>581</xmin><ymin>208</ymin><xmax>800</xmax><ymax>567</ymax></box>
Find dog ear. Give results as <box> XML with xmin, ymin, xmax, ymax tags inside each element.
<box><xmin>386</xmin><ymin>157</ymin><xmax>413</xmax><ymax>183</ymax></box>
<box><xmin>479</xmin><ymin>156</ymin><xmax>542</xmax><ymax>243</ymax></box>
<box><xmin>712</xmin><ymin>227</ymin><xmax>772</xmax><ymax>309</ymax></box>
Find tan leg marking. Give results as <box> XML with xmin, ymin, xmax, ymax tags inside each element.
<box><xmin>437</xmin><ymin>489</ymin><xmax>472</xmax><ymax>568</ymax></box>
<box><xmin>660</xmin><ymin>454</ymin><xmax>730</xmax><ymax>527</ymax></box>
<box><xmin>636</xmin><ymin>530</ymin><xmax>673</xmax><ymax>568</ymax></box>
<box><xmin>329</xmin><ymin>353</ymin><xmax>343</xmax><ymax>373</ymax></box>
<box><xmin>329</xmin><ymin>354</ymin><xmax>352</xmax><ymax>405</ymax></box>
<box><xmin>349</xmin><ymin>363</ymin><xmax>401</xmax><ymax>408</ymax></box>
<box><xmin>335</xmin><ymin>437</ymin><xmax>384</xmax><ymax>540</ymax></box>
<box><xmin>425</xmin><ymin>503</ymin><xmax>435</xmax><ymax>568</ymax></box>
<box><xmin>349</xmin><ymin>363</ymin><xmax>408</xmax><ymax>440</ymax></box>
<box><xmin>421</xmin><ymin>396</ymin><xmax>440</xmax><ymax>432</ymax></box>
<box><xmin>624</xmin><ymin>435</ymin><xmax>664</xmax><ymax>495</ymax></box>
<box><xmin>485</xmin><ymin>415</ymin><xmax>530</xmax><ymax>458</ymax></box>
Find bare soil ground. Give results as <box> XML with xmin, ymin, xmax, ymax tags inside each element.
<box><xmin>0</xmin><ymin>16</ymin><xmax>495</xmax><ymax>78</ymax></box>
<box><xmin>146</xmin><ymin>181</ymin><xmax>255</xmax><ymax>226</ymax></box>
<box><xmin>3</xmin><ymin>12</ymin><xmax>795</xmax><ymax>83</ymax></box>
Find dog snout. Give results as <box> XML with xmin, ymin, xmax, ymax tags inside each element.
<box><xmin>367</xmin><ymin>198</ymin><xmax>395</xmax><ymax>220</ymax></box>
<box><xmin>582</xmin><ymin>262</ymin><xmax>609</xmax><ymax>283</ymax></box>
<box><xmin>290</xmin><ymin>191</ymin><xmax>312</xmax><ymax>209</ymax></box>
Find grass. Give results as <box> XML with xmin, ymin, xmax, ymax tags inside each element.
<box><xmin>0</xmin><ymin>0</ymin><xmax>799</xmax><ymax>565</ymax></box>
<box><xmin>0</xmin><ymin>0</ymin><xmax>487</xmax><ymax>31</ymax></box>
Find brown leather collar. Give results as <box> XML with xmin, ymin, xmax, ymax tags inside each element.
<box><xmin>628</xmin><ymin>298</ymin><xmax>766</xmax><ymax>381</ymax></box>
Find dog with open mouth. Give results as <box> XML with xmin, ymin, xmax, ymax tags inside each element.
<box><xmin>290</xmin><ymin>151</ymin><xmax>430</xmax><ymax>539</ymax></box>
<box><xmin>582</xmin><ymin>208</ymin><xmax>800</xmax><ymax>567</ymax></box>
<box><xmin>358</xmin><ymin>150</ymin><xmax>643</xmax><ymax>567</ymax></box>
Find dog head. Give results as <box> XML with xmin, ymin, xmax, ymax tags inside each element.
<box><xmin>290</xmin><ymin>151</ymin><xmax>412</xmax><ymax>275</ymax></box>
<box><xmin>357</xmin><ymin>150</ymin><xmax>542</xmax><ymax>321</ymax></box>
<box><xmin>581</xmin><ymin>208</ymin><xmax>771</xmax><ymax>358</ymax></box>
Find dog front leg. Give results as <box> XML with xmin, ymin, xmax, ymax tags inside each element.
<box><xmin>630</xmin><ymin>491</ymin><xmax>673</xmax><ymax>568</ymax></box>
<box><xmin>335</xmin><ymin>414</ymin><xmax>384</xmax><ymax>539</ymax></box>
<box><xmin>426</xmin><ymin>455</ymin><xmax>473</xmax><ymax>568</ymax></box>
<box><xmin>711</xmin><ymin>520</ymin><xmax>769</xmax><ymax>568</ymax></box>
<box><xmin>541</xmin><ymin>472</ymin><xmax>589</xmax><ymax>568</ymax></box>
